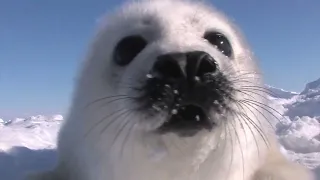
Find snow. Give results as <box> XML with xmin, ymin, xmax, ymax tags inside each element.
<box><xmin>283</xmin><ymin>78</ymin><xmax>320</xmax><ymax>119</ymax></box>
<box><xmin>0</xmin><ymin>115</ymin><xmax>61</xmax><ymax>151</ymax></box>
<box><xmin>268</xmin><ymin>78</ymin><xmax>320</xmax><ymax>178</ymax></box>
<box><xmin>1</xmin><ymin>78</ymin><xmax>320</xmax><ymax>180</ymax></box>
<box><xmin>266</xmin><ymin>84</ymin><xmax>299</xmax><ymax>99</ymax></box>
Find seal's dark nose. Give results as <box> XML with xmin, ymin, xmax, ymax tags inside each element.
<box><xmin>153</xmin><ymin>51</ymin><xmax>218</xmax><ymax>86</ymax></box>
<box><xmin>146</xmin><ymin>51</ymin><xmax>221</xmax><ymax>137</ymax></box>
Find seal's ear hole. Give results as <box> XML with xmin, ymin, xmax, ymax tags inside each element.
<box><xmin>113</xmin><ymin>35</ymin><xmax>148</xmax><ymax>66</ymax></box>
<box><xmin>203</xmin><ymin>32</ymin><xmax>233</xmax><ymax>57</ymax></box>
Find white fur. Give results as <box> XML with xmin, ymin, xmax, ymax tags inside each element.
<box><xmin>26</xmin><ymin>0</ymin><xmax>315</xmax><ymax>180</ymax></box>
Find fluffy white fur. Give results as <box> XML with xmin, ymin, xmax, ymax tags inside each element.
<box><xmin>27</xmin><ymin>0</ymin><xmax>315</xmax><ymax>180</ymax></box>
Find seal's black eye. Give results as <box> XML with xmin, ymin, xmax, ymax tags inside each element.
<box><xmin>113</xmin><ymin>35</ymin><xmax>147</xmax><ymax>66</ymax></box>
<box><xmin>203</xmin><ymin>32</ymin><xmax>232</xmax><ymax>57</ymax></box>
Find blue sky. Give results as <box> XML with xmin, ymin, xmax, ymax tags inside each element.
<box><xmin>0</xmin><ymin>0</ymin><xmax>319</xmax><ymax>119</ymax></box>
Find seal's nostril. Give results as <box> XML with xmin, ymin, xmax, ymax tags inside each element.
<box><xmin>186</xmin><ymin>51</ymin><xmax>218</xmax><ymax>85</ymax></box>
<box><xmin>153</xmin><ymin>54</ymin><xmax>184</xmax><ymax>79</ymax></box>
<box><xmin>196</xmin><ymin>54</ymin><xmax>218</xmax><ymax>77</ymax></box>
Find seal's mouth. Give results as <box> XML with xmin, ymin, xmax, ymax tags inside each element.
<box><xmin>158</xmin><ymin>104</ymin><xmax>213</xmax><ymax>137</ymax></box>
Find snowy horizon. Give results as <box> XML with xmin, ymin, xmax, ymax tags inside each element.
<box><xmin>1</xmin><ymin>77</ymin><xmax>320</xmax><ymax>180</ymax></box>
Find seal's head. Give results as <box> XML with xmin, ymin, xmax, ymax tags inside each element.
<box><xmin>71</xmin><ymin>0</ymin><xmax>262</xmax><ymax>166</ymax></box>
<box><xmin>76</xmin><ymin>0</ymin><xmax>262</xmax><ymax>138</ymax></box>
<box><xmin>57</xmin><ymin>0</ymin><xmax>273</xmax><ymax>179</ymax></box>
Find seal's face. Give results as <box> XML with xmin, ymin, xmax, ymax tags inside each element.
<box><xmin>81</xmin><ymin>0</ymin><xmax>261</xmax><ymax>138</ymax></box>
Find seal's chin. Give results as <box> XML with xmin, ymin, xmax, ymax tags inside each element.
<box><xmin>157</xmin><ymin>104</ymin><xmax>214</xmax><ymax>137</ymax></box>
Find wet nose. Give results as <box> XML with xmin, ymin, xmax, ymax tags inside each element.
<box><xmin>152</xmin><ymin>51</ymin><xmax>218</xmax><ymax>85</ymax></box>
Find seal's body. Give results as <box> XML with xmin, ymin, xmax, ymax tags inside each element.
<box><xmin>27</xmin><ymin>0</ymin><xmax>314</xmax><ymax>179</ymax></box>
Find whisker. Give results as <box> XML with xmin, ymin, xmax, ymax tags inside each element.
<box><xmin>235</xmin><ymin>89</ymin><xmax>269</xmax><ymax>101</ymax></box>
<box><xmin>224</xmin><ymin>68</ymin><xmax>262</xmax><ymax>77</ymax></box>
<box><xmin>84</xmin><ymin>107</ymin><xmax>131</xmax><ymax>138</ymax></box>
<box><xmin>240</xmin><ymin>99</ymin><xmax>285</xmax><ymax>125</ymax></box>
<box><xmin>233</xmin><ymin>102</ymin><xmax>269</xmax><ymax>148</ymax></box>
<box><xmin>238</xmin><ymin>97</ymin><xmax>276</xmax><ymax>130</ymax></box>
<box><xmin>99</xmin><ymin>97</ymin><xmax>137</xmax><ymax>108</ymax></box>
<box><xmin>120</xmin><ymin>114</ymin><xmax>138</xmax><ymax>159</ymax></box>
<box><xmin>229</xmin><ymin>117</ymin><xmax>245</xmax><ymax>180</ymax></box>
<box><xmin>234</xmin><ymin>89</ymin><xmax>270</xmax><ymax>125</ymax></box>
<box><xmin>108</xmin><ymin>110</ymin><xmax>135</xmax><ymax>156</ymax></box>
<box><xmin>100</xmin><ymin>109</ymin><xmax>136</xmax><ymax>136</ymax></box>
<box><xmin>233</xmin><ymin>106</ymin><xmax>270</xmax><ymax>148</ymax></box>
<box><xmin>226</xmin><ymin>123</ymin><xmax>234</xmax><ymax>180</ymax></box>
<box><xmin>227</xmin><ymin>73</ymin><xmax>263</xmax><ymax>81</ymax></box>
<box><xmin>84</xmin><ymin>95</ymin><xmax>133</xmax><ymax>109</ymax></box>
<box><xmin>230</xmin><ymin>109</ymin><xmax>260</xmax><ymax>157</ymax></box>
<box><xmin>239</xmin><ymin>86</ymin><xmax>273</xmax><ymax>94</ymax></box>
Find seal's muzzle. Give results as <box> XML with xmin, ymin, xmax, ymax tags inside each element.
<box><xmin>137</xmin><ymin>50</ymin><xmax>234</xmax><ymax>136</ymax></box>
